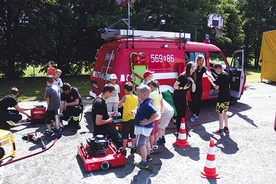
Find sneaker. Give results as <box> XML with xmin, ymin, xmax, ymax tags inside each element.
<box><xmin>152</xmin><ymin>144</ymin><xmax>158</xmax><ymax>150</ymax></box>
<box><xmin>26</xmin><ymin>117</ymin><xmax>32</xmax><ymax>123</ymax></box>
<box><xmin>150</xmin><ymin>148</ymin><xmax>154</xmax><ymax>154</ymax></box>
<box><xmin>212</xmin><ymin>129</ymin><xmax>223</xmax><ymax>135</ymax></box>
<box><xmin>130</xmin><ymin>147</ymin><xmax>136</xmax><ymax>154</ymax></box>
<box><xmin>190</xmin><ymin>115</ymin><xmax>198</xmax><ymax>122</ymax></box>
<box><xmin>223</xmin><ymin>127</ymin><xmax>230</xmax><ymax>134</ymax></box>
<box><xmin>135</xmin><ymin>162</ymin><xmax>148</xmax><ymax>169</ymax></box>
<box><xmin>157</xmin><ymin>137</ymin><xmax>166</xmax><ymax>145</ymax></box>
<box><xmin>146</xmin><ymin>155</ymin><xmax>152</xmax><ymax>162</ymax></box>
<box><xmin>121</xmin><ymin>149</ymin><xmax>127</xmax><ymax>156</ymax></box>
<box><xmin>45</xmin><ymin>130</ymin><xmax>53</xmax><ymax>136</ymax></box>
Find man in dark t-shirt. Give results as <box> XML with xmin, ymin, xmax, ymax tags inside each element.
<box><xmin>209</xmin><ymin>64</ymin><xmax>231</xmax><ymax>135</ymax></box>
<box><xmin>60</xmin><ymin>83</ymin><xmax>83</xmax><ymax>129</ymax></box>
<box><xmin>0</xmin><ymin>87</ymin><xmax>31</xmax><ymax>130</ymax></box>
<box><xmin>92</xmin><ymin>84</ymin><xmax>122</xmax><ymax>148</ymax></box>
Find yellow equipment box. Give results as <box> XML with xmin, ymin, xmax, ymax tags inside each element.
<box><xmin>0</xmin><ymin>129</ymin><xmax>16</xmax><ymax>161</ymax></box>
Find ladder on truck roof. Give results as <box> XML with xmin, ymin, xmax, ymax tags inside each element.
<box><xmin>101</xmin><ymin>29</ymin><xmax>191</xmax><ymax>40</ymax></box>
<box><xmin>99</xmin><ymin>49</ymin><xmax>115</xmax><ymax>90</ymax></box>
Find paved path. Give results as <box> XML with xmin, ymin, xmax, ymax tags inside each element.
<box><xmin>0</xmin><ymin>82</ymin><xmax>275</xmax><ymax>184</ymax></box>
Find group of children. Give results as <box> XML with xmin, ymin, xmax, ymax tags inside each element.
<box><xmin>104</xmin><ymin>59</ymin><xmax>233</xmax><ymax>169</ymax></box>
<box><xmin>45</xmin><ymin>61</ymin><xmax>83</xmax><ymax>136</ymax></box>
<box><xmin>103</xmin><ymin>72</ymin><xmax>174</xmax><ymax>169</ymax></box>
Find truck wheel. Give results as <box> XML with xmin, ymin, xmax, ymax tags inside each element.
<box><xmin>230</xmin><ymin>97</ymin><xmax>238</xmax><ymax>105</ymax></box>
<box><xmin>0</xmin><ymin>147</ymin><xmax>5</xmax><ymax>159</ymax></box>
<box><xmin>101</xmin><ymin>161</ymin><xmax>110</xmax><ymax>170</ymax></box>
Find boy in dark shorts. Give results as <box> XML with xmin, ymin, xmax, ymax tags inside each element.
<box><xmin>118</xmin><ymin>82</ymin><xmax>139</xmax><ymax>155</ymax></box>
<box><xmin>45</xmin><ymin>76</ymin><xmax>61</xmax><ymax>136</ymax></box>
<box><xmin>209</xmin><ymin>64</ymin><xmax>231</xmax><ymax>135</ymax></box>
<box><xmin>134</xmin><ymin>85</ymin><xmax>158</xmax><ymax>169</ymax></box>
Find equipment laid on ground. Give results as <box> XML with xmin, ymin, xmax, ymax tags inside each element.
<box><xmin>22</xmin><ymin>132</ymin><xmax>46</xmax><ymax>150</ymax></box>
<box><xmin>77</xmin><ymin>134</ymin><xmax>126</xmax><ymax>172</ymax></box>
<box><xmin>0</xmin><ymin>129</ymin><xmax>16</xmax><ymax>161</ymax></box>
<box><xmin>30</xmin><ymin>105</ymin><xmax>46</xmax><ymax>123</ymax></box>
<box><xmin>0</xmin><ymin>134</ymin><xmax>57</xmax><ymax>167</ymax></box>
<box><xmin>4</xmin><ymin>105</ymin><xmax>46</xmax><ymax>129</ymax></box>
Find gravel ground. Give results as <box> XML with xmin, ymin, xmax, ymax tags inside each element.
<box><xmin>0</xmin><ymin>82</ymin><xmax>275</xmax><ymax>184</ymax></box>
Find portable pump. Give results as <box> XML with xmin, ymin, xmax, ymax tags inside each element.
<box><xmin>86</xmin><ymin>135</ymin><xmax>108</xmax><ymax>156</ymax></box>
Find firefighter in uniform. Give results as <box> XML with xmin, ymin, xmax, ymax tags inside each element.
<box><xmin>60</xmin><ymin>83</ymin><xmax>83</xmax><ymax>129</ymax></box>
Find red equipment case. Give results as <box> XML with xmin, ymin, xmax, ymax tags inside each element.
<box><xmin>30</xmin><ymin>105</ymin><xmax>46</xmax><ymax>123</ymax></box>
<box><xmin>77</xmin><ymin>142</ymin><xmax>126</xmax><ymax>172</ymax></box>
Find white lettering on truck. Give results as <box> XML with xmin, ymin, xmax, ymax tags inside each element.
<box><xmin>150</xmin><ymin>54</ymin><xmax>175</xmax><ymax>63</ymax></box>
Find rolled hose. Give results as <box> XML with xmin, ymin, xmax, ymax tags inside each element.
<box><xmin>0</xmin><ymin>138</ymin><xmax>57</xmax><ymax>167</ymax></box>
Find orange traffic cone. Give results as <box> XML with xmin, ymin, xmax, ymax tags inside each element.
<box><xmin>201</xmin><ymin>139</ymin><xmax>220</xmax><ymax>179</ymax></box>
<box><xmin>173</xmin><ymin>118</ymin><xmax>190</xmax><ymax>148</ymax></box>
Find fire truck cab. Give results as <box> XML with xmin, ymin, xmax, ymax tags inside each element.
<box><xmin>90</xmin><ymin>29</ymin><xmax>246</xmax><ymax>104</ymax></box>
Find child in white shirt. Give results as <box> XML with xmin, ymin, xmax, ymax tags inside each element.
<box><xmin>106</xmin><ymin>73</ymin><xmax>120</xmax><ymax>112</ymax></box>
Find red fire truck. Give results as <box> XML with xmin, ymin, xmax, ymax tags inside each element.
<box><xmin>89</xmin><ymin>29</ymin><xmax>246</xmax><ymax>104</ymax></box>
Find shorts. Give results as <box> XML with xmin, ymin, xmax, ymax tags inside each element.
<box><xmin>122</xmin><ymin>119</ymin><xmax>135</xmax><ymax>139</ymax></box>
<box><xmin>136</xmin><ymin>134</ymin><xmax>149</xmax><ymax>147</ymax></box>
<box><xmin>216</xmin><ymin>102</ymin><xmax>230</xmax><ymax>113</ymax></box>
<box><xmin>159</xmin><ymin>108</ymin><xmax>174</xmax><ymax>129</ymax></box>
<box><xmin>150</xmin><ymin>120</ymin><xmax>159</xmax><ymax>135</ymax></box>
<box><xmin>45</xmin><ymin>110</ymin><xmax>58</xmax><ymax>125</ymax></box>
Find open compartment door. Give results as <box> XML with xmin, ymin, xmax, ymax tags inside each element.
<box><xmin>229</xmin><ymin>50</ymin><xmax>245</xmax><ymax>100</ymax></box>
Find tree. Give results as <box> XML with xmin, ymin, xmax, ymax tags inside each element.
<box><xmin>1</xmin><ymin>0</ymin><xmax>272</xmax><ymax>77</ymax></box>
<box><xmin>238</xmin><ymin>0</ymin><xmax>276</xmax><ymax>68</ymax></box>
<box><xmin>0</xmin><ymin>0</ymin><xmax>124</xmax><ymax>77</ymax></box>
<box><xmin>209</xmin><ymin>0</ymin><xmax>244</xmax><ymax>57</ymax></box>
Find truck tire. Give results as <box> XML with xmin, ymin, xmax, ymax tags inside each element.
<box><xmin>230</xmin><ymin>97</ymin><xmax>238</xmax><ymax>105</ymax></box>
<box><xmin>101</xmin><ymin>161</ymin><xmax>110</xmax><ymax>170</ymax></box>
<box><xmin>0</xmin><ymin>147</ymin><xmax>5</xmax><ymax>159</ymax></box>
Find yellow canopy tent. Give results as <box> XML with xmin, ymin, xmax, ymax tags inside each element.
<box><xmin>260</xmin><ymin>30</ymin><xmax>276</xmax><ymax>82</ymax></box>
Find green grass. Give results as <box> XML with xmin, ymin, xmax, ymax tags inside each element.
<box><xmin>245</xmin><ymin>68</ymin><xmax>261</xmax><ymax>83</ymax></box>
<box><xmin>0</xmin><ymin>67</ymin><xmax>261</xmax><ymax>102</ymax></box>
<box><xmin>23</xmin><ymin>65</ymin><xmax>91</xmax><ymax>77</ymax></box>
<box><xmin>24</xmin><ymin>66</ymin><xmax>46</xmax><ymax>77</ymax></box>
<box><xmin>0</xmin><ymin>75</ymin><xmax>91</xmax><ymax>102</ymax></box>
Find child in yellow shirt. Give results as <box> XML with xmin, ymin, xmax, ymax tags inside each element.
<box><xmin>118</xmin><ymin>82</ymin><xmax>139</xmax><ymax>155</ymax></box>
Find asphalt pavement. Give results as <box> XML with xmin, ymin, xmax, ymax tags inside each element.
<box><xmin>0</xmin><ymin>82</ymin><xmax>275</xmax><ymax>184</ymax></box>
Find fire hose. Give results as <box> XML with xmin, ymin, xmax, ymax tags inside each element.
<box><xmin>0</xmin><ymin>136</ymin><xmax>57</xmax><ymax>167</ymax></box>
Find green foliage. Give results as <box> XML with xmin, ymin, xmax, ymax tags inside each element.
<box><xmin>245</xmin><ymin>68</ymin><xmax>261</xmax><ymax>83</ymax></box>
<box><xmin>0</xmin><ymin>0</ymin><xmax>274</xmax><ymax>78</ymax></box>
<box><xmin>238</xmin><ymin>0</ymin><xmax>275</xmax><ymax>68</ymax></box>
